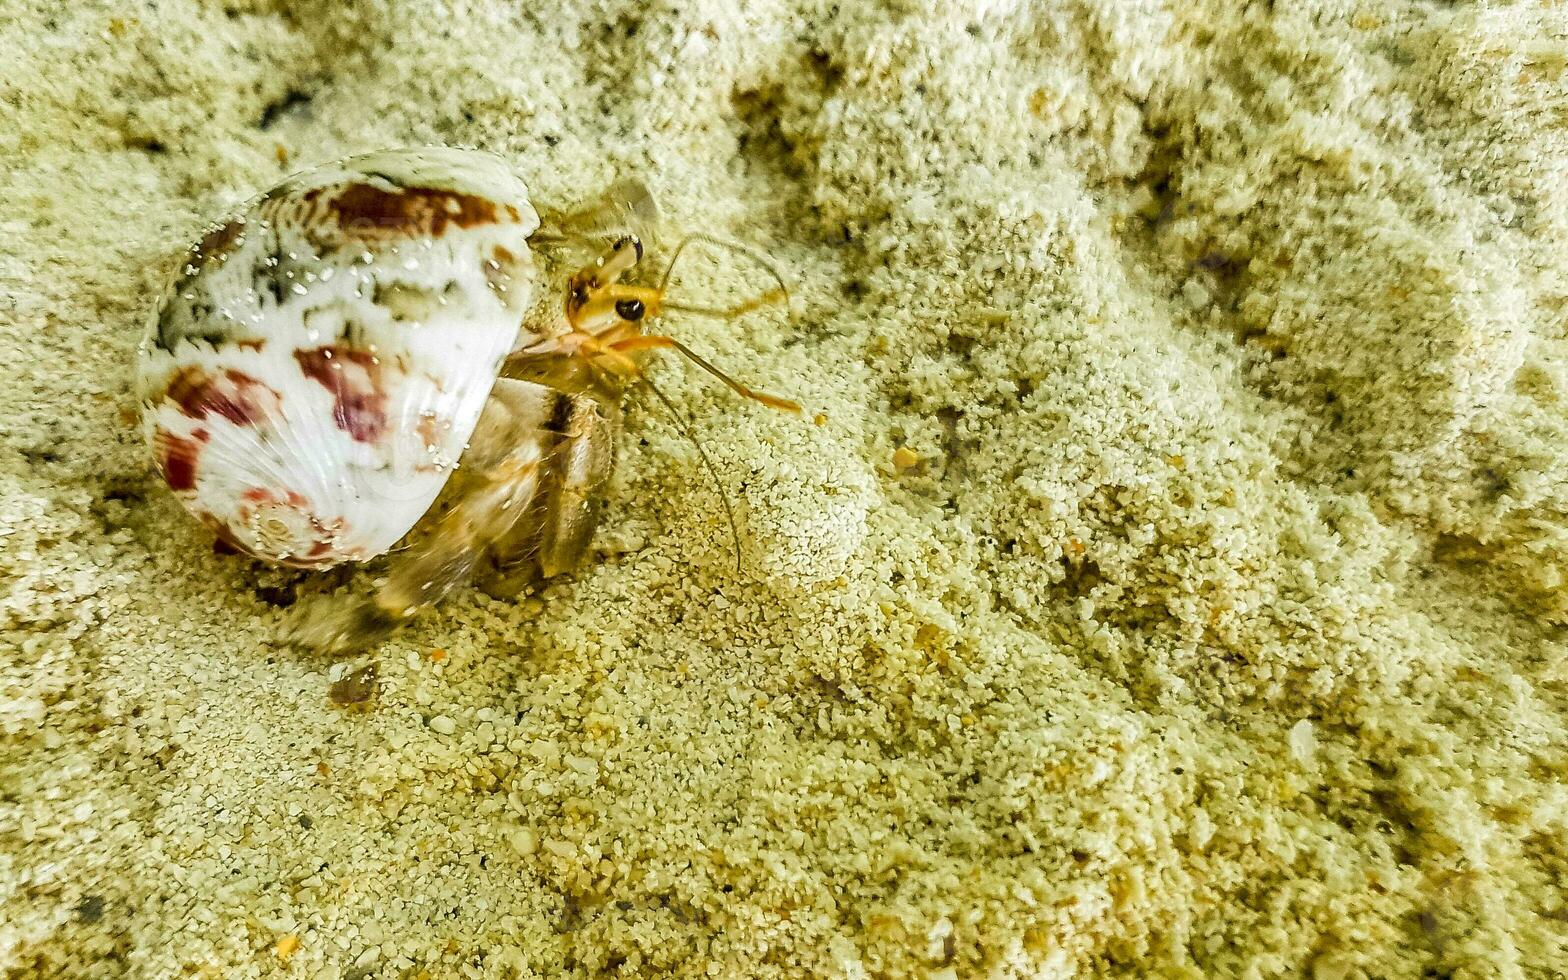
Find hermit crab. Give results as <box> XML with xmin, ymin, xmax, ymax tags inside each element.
<box><xmin>137</xmin><ymin>146</ymin><xmax>797</xmax><ymax>653</ymax></box>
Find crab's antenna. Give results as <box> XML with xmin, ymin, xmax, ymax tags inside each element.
<box><xmin>639</xmin><ymin>374</ymin><xmax>745</xmax><ymax>576</ymax></box>
<box><xmin>606</xmin><ymin>334</ymin><xmax>801</xmax><ymax>413</ymax></box>
<box><xmin>658</xmin><ymin>232</ymin><xmax>792</xmax><ymax>319</ymax></box>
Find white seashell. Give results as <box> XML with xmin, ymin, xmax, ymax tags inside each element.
<box><xmin>137</xmin><ymin>147</ymin><xmax>541</xmax><ymax>567</ymax></box>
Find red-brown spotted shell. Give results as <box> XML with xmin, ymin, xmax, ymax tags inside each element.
<box><xmin>136</xmin><ymin>147</ymin><xmax>541</xmax><ymax>567</ymax></box>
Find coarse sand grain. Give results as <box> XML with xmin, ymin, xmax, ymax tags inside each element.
<box><xmin>3</xmin><ymin>0</ymin><xmax>1567</xmax><ymax>977</ymax></box>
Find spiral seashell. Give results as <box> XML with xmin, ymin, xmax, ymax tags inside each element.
<box><xmin>136</xmin><ymin>147</ymin><xmax>540</xmax><ymax>567</ymax></box>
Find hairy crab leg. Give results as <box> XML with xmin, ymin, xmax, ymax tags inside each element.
<box><xmin>474</xmin><ymin>382</ymin><xmax>617</xmax><ymax>597</ymax></box>
<box><xmin>536</xmin><ymin>393</ymin><xmax>616</xmax><ymax>579</ymax></box>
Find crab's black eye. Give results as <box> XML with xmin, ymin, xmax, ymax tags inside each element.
<box><xmin>615</xmin><ymin>298</ymin><xmax>646</xmax><ymax>321</ymax></box>
<box><xmin>614</xmin><ymin>235</ymin><xmax>643</xmax><ymax>261</ymax></box>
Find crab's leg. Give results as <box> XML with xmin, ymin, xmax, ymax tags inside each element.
<box><xmin>538</xmin><ymin>390</ymin><xmax>617</xmax><ymax>578</ymax></box>
<box><xmin>475</xmin><ymin>383</ymin><xmax>617</xmax><ymax>597</ymax></box>
<box><xmin>281</xmin><ymin>380</ymin><xmax>555</xmax><ymax>654</ymax></box>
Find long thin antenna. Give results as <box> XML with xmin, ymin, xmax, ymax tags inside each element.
<box><xmin>640</xmin><ymin>374</ymin><xmax>744</xmax><ymax>576</ymax></box>
<box><xmin>658</xmin><ymin>232</ymin><xmax>792</xmax><ymax>317</ymax></box>
<box><xmin>661</xmin><ymin>289</ymin><xmax>787</xmax><ymax>320</ymax></box>
<box><xmin>607</xmin><ymin>334</ymin><xmax>802</xmax><ymax>413</ymax></box>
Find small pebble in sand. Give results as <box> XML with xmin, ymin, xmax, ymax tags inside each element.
<box><xmin>509</xmin><ymin>828</ymin><xmax>538</xmax><ymax>855</ymax></box>
<box><xmin>326</xmin><ymin>663</ymin><xmax>378</xmax><ymax>709</ymax></box>
<box><xmin>273</xmin><ymin>934</ymin><xmax>300</xmax><ymax>962</ymax></box>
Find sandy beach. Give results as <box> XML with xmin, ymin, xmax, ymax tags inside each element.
<box><xmin>3</xmin><ymin>0</ymin><xmax>1566</xmax><ymax>976</ymax></box>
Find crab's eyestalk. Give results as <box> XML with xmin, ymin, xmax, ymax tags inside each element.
<box><xmin>564</xmin><ymin>236</ymin><xmax>663</xmax><ymax>338</ymax></box>
<box><xmin>575</xmin><ymin>235</ymin><xmax>642</xmax><ymax>293</ymax></box>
